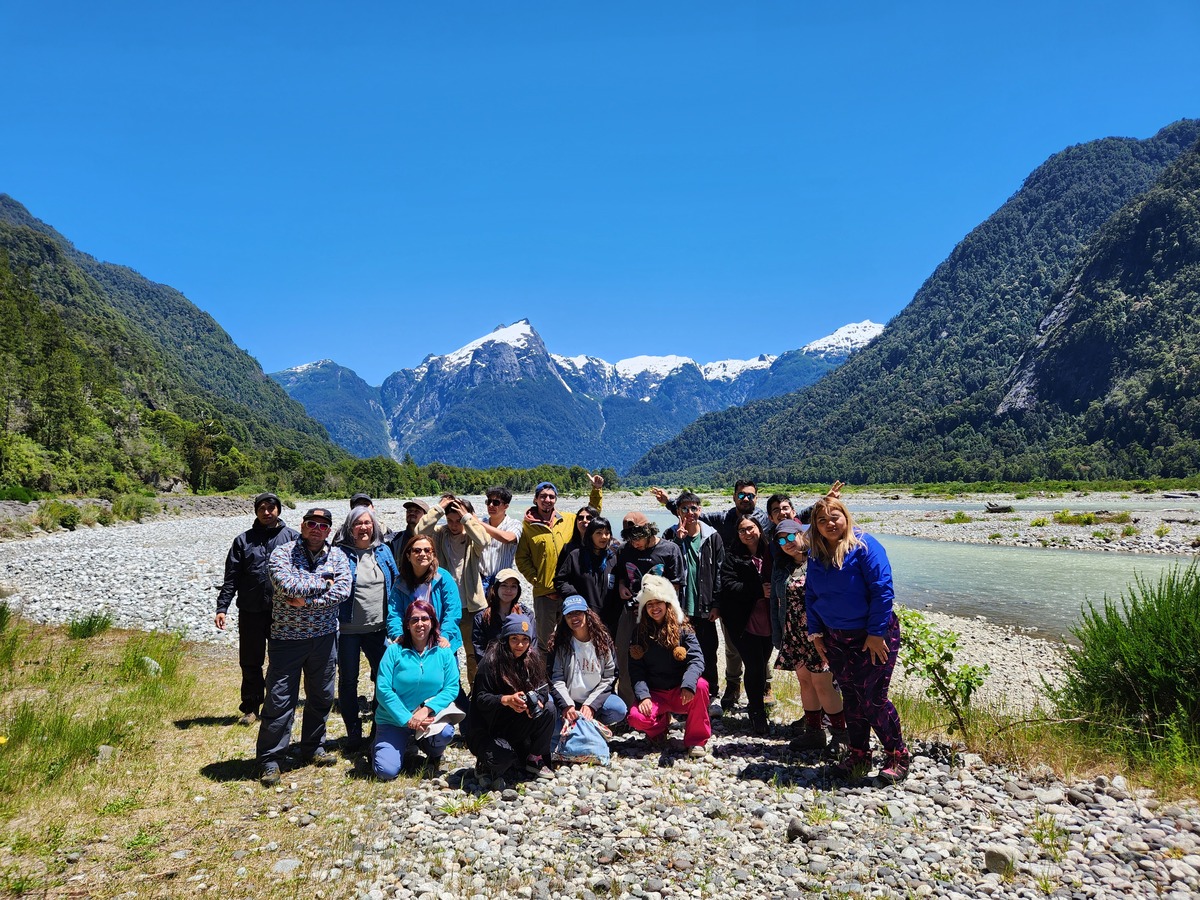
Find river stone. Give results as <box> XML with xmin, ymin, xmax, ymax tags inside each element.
<box><xmin>983</xmin><ymin>845</ymin><xmax>1019</xmax><ymax>875</ymax></box>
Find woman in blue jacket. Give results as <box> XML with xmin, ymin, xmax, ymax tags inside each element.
<box><xmin>387</xmin><ymin>534</ymin><xmax>462</xmax><ymax>654</ymax></box>
<box><xmin>373</xmin><ymin>598</ymin><xmax>460</xmax><ymax>779</ymax></box>
<box><xmin>334</xmin><ymin>506</ymin><xmax>399</xmax><ymax>750</ymax></box>
<box><xmin>806</xmin><ymin>498</ymin><xmax>909</xmax><ymax>783</ymax></box>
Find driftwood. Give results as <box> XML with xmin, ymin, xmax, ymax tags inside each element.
<box><xmin>984</xmin><ymin>502</ymin><xmax>1014</xmax><ymax>513</ymax></box>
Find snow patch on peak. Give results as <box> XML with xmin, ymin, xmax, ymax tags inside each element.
<box><xmin>285</xmin><ymin>359</ymin><xmax>334</xmax><ymax>376</ymax></box>
<box><xmin>701</xmin><ymin>354</ymin><xmax>776</xmax><ymax>382</ymax></box>
<box><xmin>437</xmin><ymin>319</ymin><xmax>538</xmax><ymax>371</ymax></box>
<box><xmin>802</xmin><ymin>320</ymin><xmax>884</xmax><ymax>356</ymax></box>
<box><xmin>615</xmin><ymin>355</ymin><xmax>695</xmax><ymax>379</ymax></box>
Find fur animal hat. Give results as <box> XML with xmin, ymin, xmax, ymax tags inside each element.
<box><xmin>636</xmin><ymin>574</ymin><xmax>684</xmax><ymax>624</ymax></box>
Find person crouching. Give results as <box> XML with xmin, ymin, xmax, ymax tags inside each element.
<box><xmin>626</xmin><ymin>574</ymin><xmax>711</xmax><ymax>757</ymax></box>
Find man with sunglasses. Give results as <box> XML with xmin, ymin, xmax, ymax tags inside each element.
<box><xmin>256</xmin><ymin>507</ymin><xmax>353</xmax><ymax>786</ymax></box>
<box><xmin>215</xmin><ymin>492</ymin><xmax>299</xmax><ymax>726</ymax></box>
<box><xmin>516</xmin><ymin>474</ymin><xmax>603</xmax><ymax>648</ymax></box>
<box><xmin>479</xmin><ymin>487</ymin><xmax>521</xmax><ymax>595</ymax></box>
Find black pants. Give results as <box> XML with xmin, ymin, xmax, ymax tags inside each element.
<box><xmin>733</xmin><ymin>631</ymin><xmax>774</xmax><ymax>714</ymax></box>
<box><xmin>692</xmin><ymin>617</ymin><xmax>720</xmax><ymax>694</ymax></box>
<box><xmin>468</xmin><ymin>707</ymin><xmax>554</xmax><ymax>777</ymax></box>
<box><xmin>237</xmin><ymin>607</ymin><xmax>272</xmax><ymax>715</ymax></box>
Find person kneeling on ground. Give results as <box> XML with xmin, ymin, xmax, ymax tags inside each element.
<box><xmin>548</xmin><ymin>595</ymin><xmax>627</xmax><ymax>758</ymax></box>
<box><xmin>466</xmin><ymin>614</ymin><xmax>555</xmax><ymax>789</ymax></box>
<box><xmin>372</xmin><ymin>599</ymin><xmax>460</xmax><ymax>780</ymax></box>
<box><xmin>626</xmin><ymin>574</ymin><xmax>711</xmax><ymax>757</ymax></box>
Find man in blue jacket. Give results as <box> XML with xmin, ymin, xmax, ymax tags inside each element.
<box><xmin>215</xmin><ymin>492</ymin><xmax>298</xmax><ymax>725</ymax></box>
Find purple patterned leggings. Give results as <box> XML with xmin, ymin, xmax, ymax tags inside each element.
<box><xmin>822</xmin><ymin>613</ymin><xmax>906</xmax><ymax>754</ymax></box>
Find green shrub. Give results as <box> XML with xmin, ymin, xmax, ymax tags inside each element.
<box><xmin>67</xmin><ymin>612</ymin><xmax>113</xmax><ymax>640</ymax></box>
<box><xmin>897</xmin><ymin>606</ymin><xmax>989</xmax><ymax>735</ymax></box>
<box><xmin>96</xmin><ymin>506</ymin><xmax>114</xmax><ymax>526</ymax></box>
<box><xmin>1155</xmin><ymin>523</ymin><xmax>1171</xmax><ymax>538</ymax></box>
<box><xmin>1121</xmin><ymin>524</ymin><xmax>1139</xmax><ymax>537</ymax></box>
<box><xmin>943</xmin><ymin>510</ymin><xmax>972</xmax><ymax>524</ymax></box>
<box><xmin>1053</xmin><ymin>509</ymin><xmax>1096</xmax><ymax>526</ymax></box>
<box><xmin>1054</xmin><ymin>563</ymin><xmax>1200</xmax><ymax>750</ymax></box>
<box><xmin>1030</xmin><ymin>517</ymin><xmax>1049</xmax><ymax>527</ymax></box>
<box><xmin>112</xmin><ymin>494</ymin><xmax>158</xmax><ymax>522</ymax></box>
<box><xmin>41</xmin><ymin>500</ymin><xmax>81</xmax><ymax>530</ymax></box>
<box><xmin>0</xmin><ymin>486</ymin><xmax>34</xmax><ymax>502</ymax></box>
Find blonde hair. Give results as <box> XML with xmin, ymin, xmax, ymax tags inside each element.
<box><xmin>807</xmin><ymin>498</ymin><xmax>863</xmax><ymax>570</ymax></box>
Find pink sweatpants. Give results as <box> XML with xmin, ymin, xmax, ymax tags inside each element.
<box><xmin>627</xmin><ymin>677</ymin><xmax>712</xmax><ymax>748</ymax></box>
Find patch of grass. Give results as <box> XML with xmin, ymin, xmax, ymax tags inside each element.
<box><xmin>988</xmin><ymin>532</ymin><xmax>1002</xmax><ymax>540</ymax></box>
<box><xmin>66</xmin><ymin>611</ymin><xmax>113</xmax><ymax>640</ymax></box>
<box><xmin>1121</xmin><ymin>524</ymin><xmax>1139</xmax><ymax>537</ymax></box>
<box><xmin>1030</xmin><ymin>517</ymin><xmax>1049</xmax><ymax>527</ymax></box>
<box><xmin>1053</xmin><ymin>509</ymin><xmax>1096</xmax><ymax>526</ymax></box>
<box><xmin>438</xmin><ymin>794</ymin><xmax>492</xmax><ymax>816</ymax></box>
<box><xmin>943</xmin><ymin>510</ymin><xmax>973</xmax><ymax>524</ymax></box>
<box><xmin>1031</xmin><ymin>812</ymin><xmax>1068</xmax><ymax>860</ymax></box>
<box><xmin>1155</xmin><ymin>523</ymin><xmax>1170</xmax><ymax>538</ymax></box>
<box><xmin>112</xmin><ymin>493</ymin><xmax>158</xmax><ymax>522</ymax></box>
<box><xmin>1092</xmin><ymin>529</ymin><xmax>1114</xmax><ymax>541</ymax></box>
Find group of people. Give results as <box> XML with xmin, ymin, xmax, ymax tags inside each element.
<box><xmin>216</xmin><ymin>477</ymin><xmax>910</xmax><ymax>789</ymax></box>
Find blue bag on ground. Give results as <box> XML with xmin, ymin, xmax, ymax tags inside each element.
<box><xmin>552</xmin><ymin>717</ymin><xmax>611</xmax><ymax>766</ymax></box>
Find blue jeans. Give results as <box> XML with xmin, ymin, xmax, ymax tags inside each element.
<box><xmin>373</xmin><ymin>722</ymin><xmax>454</xmax><ymax>781</ymax></box>
<box><xmin>337</xmin><ymin>629</ymin><xmax>386</xmax><ymax>738</ymax></box>
<box><xmin>551</xmin><ymin>694</ymin><xmax>628</xmax><ymax>752</ymax></box>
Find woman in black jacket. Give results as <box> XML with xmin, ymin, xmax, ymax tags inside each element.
<box><xmin>466</xmin><ymin>614</ymin><xmax>555</xmax><ymax>789</ymax></box>
<box><xmin>719</xmin><ymin>515</ymin><xmax>774</xmax><ymax>735</ymax></box>
<box><xmin>554</xmin><ymin>517</ymin><xmax>621</xmax><ymax>636</ymax></box>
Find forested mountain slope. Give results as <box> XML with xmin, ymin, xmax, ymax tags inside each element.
<box><xmin>629</xmin><ymin>119</ymin><xmax>1200</xmax><ymax>484</ymax></box>
<box><xmin>0</xmin><ymin>196</ymin><xmax>345</xmax><ymax>494</ymax></box>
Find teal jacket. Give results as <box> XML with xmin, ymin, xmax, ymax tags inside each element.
<box><xmin>387</xmin><ymin>568</ymin><xmax>463</xmax><ymax>653</ymax></box>
<box><xmin>374</xmin><ymin>641</ymin><xmax>460</xmax><ymax>728</ymax></box>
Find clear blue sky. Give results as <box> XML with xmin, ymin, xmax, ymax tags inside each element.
<box><xmin>3</xmin><ymin>2</ymin><xmax>1198</xmax><ymax>385</ymax></box>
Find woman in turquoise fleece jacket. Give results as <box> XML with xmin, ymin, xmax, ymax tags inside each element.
<box><xmin>373</xmin><ymin>598</ymin><xmax>461</xmax><ymax>780</ymax></box>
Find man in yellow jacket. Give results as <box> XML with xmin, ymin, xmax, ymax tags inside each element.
<box><xmin>516</xmin><ymin>474</ymin><xmax>603</xmax><ymax>647</ymax></box>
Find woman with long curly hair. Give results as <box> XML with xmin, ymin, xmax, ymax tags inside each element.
<box><xmin>806</xmin><ymin>498</ymin><xmax>909</xmax><ymax>783</ymax></box>
<box><xmin>546</xmin><ymin>596</ymin><xmax>627</xmax><ymax>754</ymax></box>
<box><xmin>466</xmin><ymin>614</ymin><xmax>555</xmax><ymax>788</ymax></box>
<box><xmin>625</xmin><ymin>574</ymin><xmax>710</xmax><ymax>756</ymax></box>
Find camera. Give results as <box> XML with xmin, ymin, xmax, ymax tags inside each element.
<box><xmin>523</xmin><ymin>690</ymin><xmax>545</xmax><ymax>714</ymax></box>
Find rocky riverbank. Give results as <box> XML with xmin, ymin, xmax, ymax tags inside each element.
<box><xmin>1</xmin><ymin>514</ymin><xmax>1197</xmax><ymax>897</ymax></box>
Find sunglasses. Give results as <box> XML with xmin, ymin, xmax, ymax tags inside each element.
<box><xmin>578</xmin><ymin>514</ymin><xmax>593</xmax><ymax>522</ymax></box>
<box><xmin>486</xmin><ymin>498</ymin><xmax>505</xmax><ymax>506</ymax></box>
<box><xmin>304</xmin><ymin>521</ymin><xmax>331</xmax><ymax>531</ymax></box>
<box><xmin>777</xmin><ymin>533</ymin><xmax>802</xmax><ymax>546</ymax></box>
<box><xmin>407</xmin><ymin>615</ymin><xmax>432</xmax><ymax>623</ymax></box>
<box><xmin>736</xmin><ymin>492</ymin><xmax>756</xmax><ymax>501</ymax></box>
<box><xmin>680</xmin><ymin>505</ymin><xmax>701</xmax><ymax>514</ymax></box>
<box><xmin>409</xmin><ymin>547</ymin><xmax>434</xmax><ymax>556</ymax></box>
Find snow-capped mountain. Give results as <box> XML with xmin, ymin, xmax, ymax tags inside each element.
<box><xmin>272</xmin><ymin>318</ymin><xmax>880</xmax><ymax>471</ymax></box>
<box><xmin>802</xmin><ymin>320</ymin><xmax>884</xmax><ymax>360</ymax></box>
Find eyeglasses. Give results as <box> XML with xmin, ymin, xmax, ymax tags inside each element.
<box><xmin>680</xmin><ymin>505</ymin><xmax>701</xmax><ymax>514</ymax></box>
<box><xmin>409</xmin><ymin>547</ymin><xmax>434</xmax><ymax>556</ymax></box>
<box><xmin>736</xmin><ymin>492</ymin><xmax>756</xmax><ymax>501</ymax></box>
<box><xmin>407</xmin><ymin>615</ymin><xmax>431</xmax><ymax>623</ymax></box>
<box><xmin>777</xmin><ymin>533</ymin><xmax>802</xmax><ymax>546</ymax></box>
<box><xmin>738</xmin><ymin>525</ymin><xmax>759</xmax><ymax>534</ymax></box>
<box><xmin>304</xmin><ymin>521</ymin><xmax>331</xmax><ymax>531</ymax></box>
<box><xmin>486</xmin><ymin>498</ymin><xmax>505</xmax><ymax>506</ymax></box>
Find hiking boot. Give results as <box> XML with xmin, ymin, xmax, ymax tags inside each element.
<box><xmin>829</xmin><ymin>728</ymin><xmax>849</xmax><ymax>752</ymax></box>
<box><xmin>788</xmin><ymin>726</ymin><xmax>828</xmax><ymax>751</ymax></box>
<box><xmin>525</xmin><ymin>756</ymin><xmax>553</xmax><ymax>780</ymax></box>
<box><xmin>749</xmin><ymin>710</ymin><xmax>770</xmax><ymax>736</ymax></box>
<box><xmin>424</xmin><ymin>754</ymin><xmax>443</xmax><ymax>776</ymax></box>
<box><xmin>259</xmin><ymin>761</ymin><xmax>281</xmax><ymax>787</ymax></box>
<box><xmin>720</xmin><ymin>684</ymin><xmax>742</xmax><ymax>713</ymax></box>
<box><xmin>879</xmin><ymin>749</ymin><xmax>911</xmax><ymax>785</ymax></box>
<box><xmin>237</xmin><ymin>711</ymin><xmax>257</xmax><ymax>726</ymax></box>
<box><xmin>707</xmin><ymin>700</ymin><xmax>724</xmax><ymax>720</ymax></box>
<box><xmin>830</xmin><ymin>746</ymin><xmax>871</xmax><ymax>780</ymax></box>
<box><xmin>343</xmin><ymin>733</ymin><xmax>364</xmax><ymax>754</ymax></box>
<box><xmin>308</xmin><ymin>747</ymin><xmax>337</xmax><ymax>767</ymax></box>
<box><xmin>401</xmin><ymin>753</ymin><xmax>423</xmax><ymax>775</ymax></box>
<box><xmin>686</xmin><ymin>744</ymin><xmax>709</xmax><ymax>759</ymax></box>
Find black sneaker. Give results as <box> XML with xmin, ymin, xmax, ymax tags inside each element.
<box><xmin>260</xmin><ymin>762</ymin><xmax>281</xmax><ymax>787</ymax></box>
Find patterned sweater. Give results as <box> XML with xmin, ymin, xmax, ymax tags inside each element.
<box><xmin>267</xmin><ymin>539</ymin><xmax>352</xmax><ymax>640</ymax></box>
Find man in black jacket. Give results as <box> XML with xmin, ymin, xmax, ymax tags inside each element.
<box><xmin>215</xmin><ymin>492</ymin><xmax>299</xmax><ymax>725</ymax></box>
